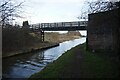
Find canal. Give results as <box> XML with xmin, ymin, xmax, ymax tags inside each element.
<box><xmin>3</xmin><ymin>37</ymin><xmax>86</xmax><ymax>78</ymax></box>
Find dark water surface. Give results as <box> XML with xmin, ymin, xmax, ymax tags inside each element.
<box><xmin>3</xmin><ymin>37</ymin><xmax>86</xmax><ymax>78</ymax></box>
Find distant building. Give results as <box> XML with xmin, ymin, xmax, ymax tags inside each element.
<box><xmin>22</xmin><ymin>21</ymin><xmax>30</xmax><ymax>29</ymax></box>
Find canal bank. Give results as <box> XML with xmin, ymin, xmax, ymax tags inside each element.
<box><xmin>2</xmin><ymin>42</ymin><xmax>59</xmax><ymax>58</ymax></box>
<box><xmin>30</xmin><ymin>43</ymin><xmax>120</xmax><ymax>79</ymax></box>
<box><xmin>3</xmin><ymin>38</ymin><xmax>86</xmax><ymax>78</ymax></box>
<box><xmin>3</xmin><ymin>28</ymin><xmax>81</xmax><ymax>58</ymax></box>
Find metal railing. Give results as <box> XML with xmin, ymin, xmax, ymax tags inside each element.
<box><xmin>30</xmin><ymin>21</ymin><xmax>87</xmax><ymax>30</ymax></box>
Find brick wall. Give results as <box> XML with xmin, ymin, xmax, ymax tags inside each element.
<box><xmin>87</xmin><ymin>9</ymin><xmax>120</xmax><ymax>54</ymax></box>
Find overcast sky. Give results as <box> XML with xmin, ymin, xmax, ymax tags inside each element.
<box><xmin>15</xmin><ymin>0</ymin><xmax>87</xmax><ymax>25</ymax></box>
<box><xmin>14</xmin><ymin>0</ymin><xmax>119</xmax><ymax>25</ymax></box>
<box><xmin>12</xmin><ymin>0</ymin><xmax>119</xmax><ymax>34</ymax></box>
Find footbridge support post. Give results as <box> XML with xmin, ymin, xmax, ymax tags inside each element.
<box><xmin>41</xmin><ymin>31</ymin><xmax>44</xmax><ymax>42</ymax></box>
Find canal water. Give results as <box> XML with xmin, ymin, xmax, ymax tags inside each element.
<box><xmin>3</xmin><ymin>37</ymin><xmax>86</xmax><ymax>78</ymax></box>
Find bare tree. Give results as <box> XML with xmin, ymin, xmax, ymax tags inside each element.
<box><xmin>0</xmin><ymin>0</ymin><xmax>24</xmax><ymax>27</ymax></box>
<box><xmin>78</xmin><ymin>0</ymin><xmax>120</xmax><ymax>20</ymax></box>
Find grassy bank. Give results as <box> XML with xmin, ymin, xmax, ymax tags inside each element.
<box><xmin>2</xmin><ymin>28</ymin><xmax>42</xmax><ymax>57</ymax></box>
<box><xmin>29</xmin><ymin>43</ymin><xmax>120</xmax><ymax>79</ymax></box>
<box><xmin>44</xmin><ymin>31</ymin><xmax>81</xmax><ymax>43</ymax></box>
<box><xmin>2</xmin><ymin>28</ymin><xmax>81</xmax><ymax>57</ymax></box>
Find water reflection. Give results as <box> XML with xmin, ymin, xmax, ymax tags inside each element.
<box><xmin>3</xmin><ymin>37</ymin><xmax>86</xmax><ymax>78</ymax></box>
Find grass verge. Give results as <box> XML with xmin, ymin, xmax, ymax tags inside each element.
<box><xmin>29</xmin><ymin>43</ymin><xmax>120</xmax><ymax>79</ymax></box>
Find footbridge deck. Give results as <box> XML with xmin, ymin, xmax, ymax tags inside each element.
<box><xmin>31</xmin><ymin>21</ymin><xmax>87</xmax><ymax>31</ymax></box>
